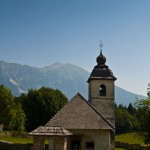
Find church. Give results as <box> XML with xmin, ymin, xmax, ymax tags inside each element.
<box><xmin>29</xmin><ymin>47</ymin><xmax>117</xmax><ymax>150</ymax></box>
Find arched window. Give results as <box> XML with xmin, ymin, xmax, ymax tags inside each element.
<box><xmin>100</xmin><ymin>84</ymin><xmax>106</xmax><ymax>96</ymax></box>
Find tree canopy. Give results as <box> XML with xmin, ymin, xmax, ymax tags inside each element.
<box><xmin>18</xmin><ymin>87</ymin><xmax>68</xmax><ymax>131</ymax></box>
<box><xmin>115</xmin><ymin>107</ymin><xmax>137</xmax><ymax>134</ymax></box>
<box><xmin>135</xmin><ymin>96</ymin><xmax>150</xmax><ymax>144</ymax></box>
<box><xmin>0</xmin><ymin>85</ymin><xmax>25</xmax><ymax>131</ymax></box>
<box><xmin>0</xmin><ymin>85</ymin><xmax>68</xmax><ymax>132</ymax></box>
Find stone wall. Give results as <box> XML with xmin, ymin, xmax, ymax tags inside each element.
<box><xmin>54</xmin><ymin>137</ymin><xmax>67</xmax><ymax>150</ymax></box>
<box><xmin>0</xmin><ymin>141</ymin><xmax>32</xmax><ymax>150</ymax></box>
<box><xmin>69</xmin><ymin>129</ymin><xmax>111</xmax><ymax>150</ymax></box>
<box><xmin>116</xmin><ymin>141</ymin><xmax>150</xmax><ymax>150</ymax></box>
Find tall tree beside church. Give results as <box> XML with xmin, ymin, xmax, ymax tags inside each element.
<box><xmin>8</xmin><ymin>103</ymin><xmax>26</xmax><ymax>131</ymax></box>
<box><xmin>0</xmin><ymin>85</ymin><xmax>14</xmax><ymax>130</ymax></box>
<box><xmin>0</xmin><ymin>85</ymin><xmax>26</xmax><ymax>131</ymax></box>
<box><xmin>19</xmin><ymin>87</ymin><xmax>68</xmax><ymax>131</ymax></box>
<box><xmin>127</xmin><ymin>103</ymin><xmax>136</xmax><ymax>115</ymax></box>
<box><xmin>115</xmin><ymin>108</ymin><xmax>137</xmax><ymax>134</ymax></box>
<box><xmin>135</xmin><ymin>95</ymin><xmax>150</xmax><ymax>144</ymax></box>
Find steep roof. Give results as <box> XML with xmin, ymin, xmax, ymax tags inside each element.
<box><xmin>29</xmin><ymin>126</ymin><xmax>72</xmax><ymax>136</ymax></box>
<box><xmin>46</xmin><ymin>93</ymin><xmax>114</xmax><ymax>130</ymax></box>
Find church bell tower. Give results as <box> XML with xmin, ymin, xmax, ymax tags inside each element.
<box><xmin>87</xmin><ymin>47</ymin><xmax>117</xmax><ymax>125</ymax></box>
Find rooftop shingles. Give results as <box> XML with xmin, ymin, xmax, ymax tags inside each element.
<box><xmin>46</xmin><ymin>93</ymin><xmax>114</xmax><ymax>130</ymax></box>
<box><xmin>29</xmin><ymin>126</ymin><xmax>72</xmax><ymax>136</ymax></box>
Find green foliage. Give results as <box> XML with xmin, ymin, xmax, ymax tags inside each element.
<box><xmin>0</xmin><ymin>85</ymin><xmax>26</xmax><ymax>131</ymax></box>
<box><xmin>18</xmin><ymin>87</ymin><xmax>68</xmax><ymax>131</ymax></box>
<box><xmin>8</xmin><ymin>103</ymin><xmax>26</xmax><ymax>131</ymax></box>
<box><xmin>0</xmin><ymin>85</ymin><xmax>14</xmax><ymax>130</ymax></box>
<box><xmin>127</xmin><ymin>103</ymin><xmax>137</xmax><ymax>115</ymax></box>
<box><xmin>115</xmin><ymin>103</ymin><xmax>138</xmax><ymax>134</ymax></box>
<box><xmin>115</xmin><ymin>108</ymin><xmax>138</xmax><ymax>134</ymax></box>
<box><xmin>135</xmin><ymin>97</ymin><xmax>150</xmax><ymax>144</ymax></box>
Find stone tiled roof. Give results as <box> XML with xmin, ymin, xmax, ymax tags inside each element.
<box><xmin>46</xmin><ymin>93</ymin><xmax>114</xmax><ymax>130</ymax></box>
<box><xmin>29</xmin><ymin>126</ymin><xmax>72</xmax><ymax>136</ymax></box>
<box><xmin>93</xmin><ymin>102</ymin><xmax>115</xmax><ymax>126</ymax></box>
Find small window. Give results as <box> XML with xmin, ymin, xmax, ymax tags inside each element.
<box><xmin>86</xmin><ymin>142</ymin><xmax>94</xmax><ymax>148</ymax></box>
<box><xmin>100</xmin><ymin>84</ymin><xmax>106</xmax><ymax>96</ymax></box>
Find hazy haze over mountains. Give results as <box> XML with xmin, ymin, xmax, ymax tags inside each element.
<box><xmin>0</xmin><ymin>60</ymin><xmax>145</xmax><ymax>105</ymax></box>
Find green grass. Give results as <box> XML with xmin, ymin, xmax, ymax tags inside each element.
<box><xmin>115</xmin><ymin>133</ymin><xmax>150</xmax><ymax>149</ymax></box>
<box><xmin>115</xmin><ymin>132</ymin><xmax>145</xmax><ymax>145</ymax></box>
<box><xmin>115</xmin><ymin>132</ymin><xmax>148</xmax><ymax>150</ymax></box>
<box><xmin>0</xmin><ymin>131</ymin><xmax>33</xmax><ymax>144</ymax></box>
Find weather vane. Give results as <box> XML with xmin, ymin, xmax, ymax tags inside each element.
<box><xmin>99</xmin><ymin>40</ymin><xmax>103</xmax><ymax>53</ymax></box>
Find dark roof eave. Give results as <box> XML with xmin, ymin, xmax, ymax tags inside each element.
<box><xmin>29</xmin><ymin>134</ymin><xmax>72</xmax><ymax>137</ymax></box>
<box><xmin>87</xmin><ymin>76</ymin><xmax>117</xmax><ymax>82</ymax></box>
<box><xmin>29</xmin><ymin>126</ymin><xmax>73</xmax><ymax>137</ymax></box>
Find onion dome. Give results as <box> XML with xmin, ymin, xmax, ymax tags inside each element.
<box><xmin>96</xmin><ymin>51</ymin><xmax>106</xmax><ymax>65</ymax></box>
<box><xmin>88</xmin><ymin>50</ymin><xmax>116</xmax><ymax>82</ymax></box>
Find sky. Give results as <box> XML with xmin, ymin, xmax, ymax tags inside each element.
<box><xmin>0</xmin><ymin>0</ymin><xmax>150</xmax><ymax>96</ymax></box>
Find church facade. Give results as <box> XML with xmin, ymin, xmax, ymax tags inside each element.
<box><xmin>29</xmin><ymin>48</ymin><xmax>117</xmax><ymax>150</ymax></box>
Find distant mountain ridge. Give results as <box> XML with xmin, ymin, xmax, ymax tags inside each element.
<box><xmin>0</xmin><ymin>60</ymin><xmax>146</xmax><ymax>105</ymax></box>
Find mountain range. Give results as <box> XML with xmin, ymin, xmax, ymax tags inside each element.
<box><xmin>0</xmin><ymin>60</ymin><xmax>146</xmax><ymax>105</ymax></box>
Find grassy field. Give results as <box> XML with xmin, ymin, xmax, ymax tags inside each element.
<box><xmin>115</xmin><ymin>132</ymin><xmax>145</xmax><ymax>145</ymax></box>
<box><xmin>0</xmin><ymin>131</ymin><xmax>33</xmax><ymax>144</ymax></box>
<box><xmin>115</xmin><ymin>132</ymin><xmax>148</xmax><ymax>150</ymax></box>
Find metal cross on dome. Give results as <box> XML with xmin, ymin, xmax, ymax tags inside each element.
<box><xmin>99</xmin><ymin>41</ymin><xmax>103</xmax><ymax>53</ymax></box>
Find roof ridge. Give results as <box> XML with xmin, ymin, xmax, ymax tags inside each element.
<box><xmin>85</xmin><ymin>100</ymin><xmax>115</xmax><ymax>129</ymax></box>
<box><xmin>46</xmin><ymin>93</ymin><xmax>81</xmax><ymax>126</ymax></box>
<box><xmin>45</xmin><ymin>101</ymin><xmax>70</xmax><ymax>126</ymax></box>
<box><xmin>46</xmin><ymin>93</ymin><xmax>114</xmax><ymax>130</ymax></box>
<box><xmin>77</xmin><ymin>93</ymin><xmax>115</xmax><ymax>129</ymax></box>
